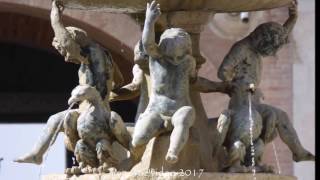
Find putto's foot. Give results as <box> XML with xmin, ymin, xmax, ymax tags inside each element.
<box><xmin>248</xmin><ymin>164</ymin><xmax>274</xmax><ymax>173</ymax></box>
<box><xmin>14</xmin><ymin>153</ymin><xmax>43</xmax><ymax>165</ymax></box>
<box><xmin>81</xmin><ymin>166</ymin><xmax>94</xmax><ymax>174</ymax></box>
<box><xmin>98</xmin><ymin>163</ymin><xmax>117</xmax><ymax>173</ymax></box>
<box><xmin>65</xmin><ymin>166</ymin><xmax>82</xmax><ymax>176</ymax></box>
<box><xmin>165</xmin><ymin>151</ymin><xmax>178</xmax><ymax>164</ymax></box>
<box><xmin>293</xmin><ymin>150</ymin><xmax>315</xmax><ymax>162</ymax></box>
<box><xmin>91</xmin><ymin>167</ymin><xmax>99</xmax><ymax>174</ymax></box>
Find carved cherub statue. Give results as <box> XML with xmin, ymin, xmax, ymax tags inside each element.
<box><xmin>196</xmin><ymin>1</ymin><xmax>314</xmax><ymax>173</ymax></box>
<box><xmin>110</xmin><ymin>40</ymin><xmax>150</xmax><ymax>122</ymax></box>
<box><xmin>14</xmin><ymin>0</ymin><xmax>131</xmax><ymax>171</ymax></box>
<box><xmin>130</xmin><ymin>0</ymin><xmax>197</xmax><ymax>165</ymax></box>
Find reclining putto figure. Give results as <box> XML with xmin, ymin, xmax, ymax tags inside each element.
<box><xmin>14</xmin><ymin>1</ymin><xmax>131</xmax><ymax>173</ymax></box>
<box><xmin>130</xmin><ymin>0</ymin><xmax>197</xmax><ymax>164</ymax></box>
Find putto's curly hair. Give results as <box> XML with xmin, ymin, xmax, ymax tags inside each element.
<box><xmin>249</xmin><ymin>22</ymin><xmax>288</xmax><ymax>56</ymax></box>
<box><xmin>65</xmin><ymin>26</ymin><xmax>91</xmax><ymax>46</ymax></box>
<box><xmin>52</xmin><ymin>26</ymin><xmax>90</xmax><ymax>50</ymax></box>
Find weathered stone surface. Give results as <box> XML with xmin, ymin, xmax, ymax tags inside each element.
<box><xmin>131</xmin><ymin>130</ymin><xmax>201</xmax><ymax>172</ymax></box>
<box><xmin>202</xmin><ymin>3</ymin><xmax>314</xmax><ymax>173</ymax></box>
<box><xmin>128</xmin><ymin>2</ymin><xmax>199</xmax><ymax>169</ymax></box>
<box><xmin>2</xmin><ymin>0</ymin><xmax>313</xmax><ymax>177</ymax></box>
<box><xmin>43</xmin><ymin>173</ymin><xmax>297</xmax><ymax>180</ymax></box>
<box><xmin>62</xmin><ymin>0</ymin><xmax>292</xmax><ymax>13</ymax></box>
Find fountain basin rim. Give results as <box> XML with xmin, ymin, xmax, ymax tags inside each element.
<box><xmin>62</xmin><ymin>0</ymin><xmax>293</xmax><ymax>13</ymax></box>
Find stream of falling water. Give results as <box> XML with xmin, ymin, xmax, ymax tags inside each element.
<box><xmin>272</xmin><ymin>141</ymin><xmax>282</xmax><ymax>174</ymax></box>
<box><xmin>248</xmin><ymin>93</ymin><xmax>257</xmax><ymax>180</ymax></box>
<box><xmin>38</xmin><ymin>103</ymin><xmax>76</xmax><ymax>180</ymax></box>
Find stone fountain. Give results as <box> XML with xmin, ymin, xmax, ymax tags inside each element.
<box><xmin>14</xmin><ymin>0</ymin><xmax>314</xmax><ymax>179</ymax></box>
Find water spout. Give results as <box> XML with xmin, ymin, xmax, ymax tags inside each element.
<box><xmin>240</xmin><ymin>12</ymin><xmax>250</xmax><ymax>23</ymax></box>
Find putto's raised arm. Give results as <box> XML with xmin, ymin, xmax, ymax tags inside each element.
<box><xmin>142</xmin><ymin>0</ymin><xmax>162</xmax><ymax>58</ymax></box>
<box><xmin>109</xmin><ymin>65</ymin><xmax>143</xmax><ymax>102</ymax></box>
<box><xmin>50</xmin><ymin>0</ymin><xmax>89</xmax><ymax>64</ymax></box>
<box><xmin>283</xmin><ymin>1</ymin><xmax>298</xmax><ymax>34</ymax></box>
<box><xmin>50</xmin><ymin>0</ymin><xmax>69</xmax><ymax>42</ymax></box>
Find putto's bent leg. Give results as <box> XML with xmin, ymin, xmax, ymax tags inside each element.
<box><xmin>132</xmin><ymin>111</ymin><xmax>164</xmax><ymax>148</ymax></box>
<box><xmin>131</xmin><ymin>111</ymin><xmax>164</xmax><ymax>161</ymax></box>
<box><xmin>14</xmin><ymin>110</ymin><xmax>68</xmax><ymax>164</ymax></box>
<box><xmin>257</xmin><ymin>104</ymin><xmax>314</xmax><ymax>162</ymax></box>
<box><xmin>274</xmin><ymin>108</ymin><xmax>315</xmax><ymax>161</ymax></box>
<box><xmin>225</xmin><ymin>140</ymin><xmax>248</xmax><ymax>173</ymax></box>
<box><xmin>166</xmin><ymin>106</ymin><xmax>195</xmax><ymax>164</ymax></box>
<box><xmin>64</xmin><ymin>110</ymin><xmax>80</xmax><ymax>151</ymax></box>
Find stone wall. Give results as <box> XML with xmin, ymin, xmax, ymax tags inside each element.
<box><xmin>292</xmin><ymin>0</ymin><xmax>315</xmax><ymax>180</ymax></box>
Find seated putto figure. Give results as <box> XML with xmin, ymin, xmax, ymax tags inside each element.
<box><xmin>14</xmin><ymin>0</ymin><xmax>131</xmax><ymax>172</ymax></box>
<box><xmin>196</xmin><ymin>1</ymin><xmax>314</xmax><ymax>173</ymax></box>
<box><xmin>130</xmin><ymin>0</ymin><xmax>197</xmax><ymax>164</ymax></box>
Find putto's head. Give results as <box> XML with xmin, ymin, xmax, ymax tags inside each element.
<box><xmin>52</xmin><ymin>27</ymin><xmax>90</xmax><ymax>63</ymax></box>
<box><xmin>159</xmin><ymin>28</ymin><xmax>192</xmax><ymax>59</ymax></box>
<box><xmin>249</xmin><ymin>22</ymin><xmax>288</xmax><ymax>57</ymax></box>
<box><xmin>66</xmin><ymin>27</ymin><xmax>89</xmax><ymax>46</ymax></box>
<box><xmin>52</xmin><ymin>27</ymin><xmax>89</xmax><ymax>48</ymax></box>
